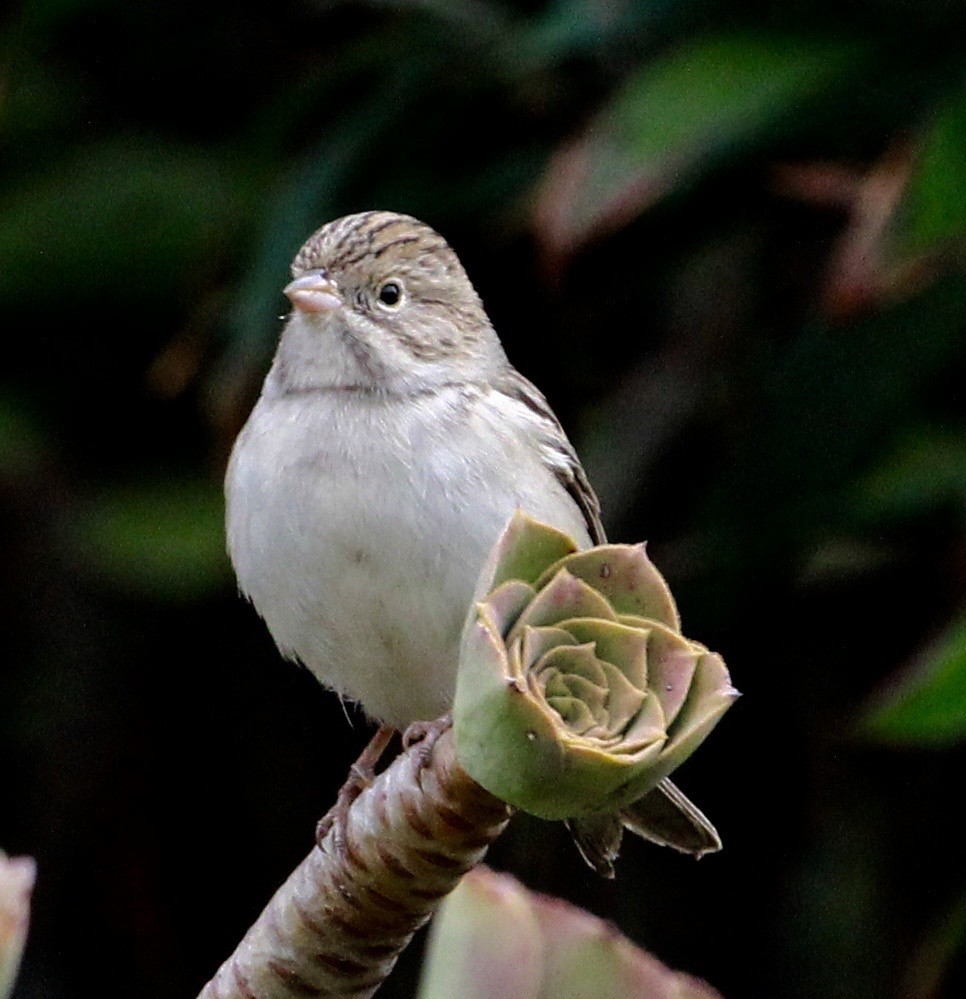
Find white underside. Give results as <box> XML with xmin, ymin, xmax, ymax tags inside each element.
<box><xmin>225</xmin><ymin>385</ymin><xmax>591</xmax><ymax>727</ymax></box>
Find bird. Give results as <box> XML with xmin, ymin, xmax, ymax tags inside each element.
<box><xmin>225</xmin><ymin>210</ymin><xmax>719</xmax><ymax>875</ymax></box>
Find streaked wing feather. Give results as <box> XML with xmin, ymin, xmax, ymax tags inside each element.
<box><xmin>565</xmin><ymin>815</ymin><xmax>622</xmax><ymax>879</ymax></box>
<box><xmin>494</xmin><ymin>368</ymin><xmax>605</xmax><ymax>544</ymax></box>
<box><xmin>492</xmin><ymin>373</ymin><xmax>720</xmax><ymax>873</ymax></box>
<box><xmin>620</xmin><ymin>778</ymin><xmax>722</xmax><ymax>857</ymax></box>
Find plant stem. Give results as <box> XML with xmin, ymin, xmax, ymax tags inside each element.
<box><xmin>197</xmin><ymin>726</ymin><xmax>511</xmax><ymax>999</ymax></box>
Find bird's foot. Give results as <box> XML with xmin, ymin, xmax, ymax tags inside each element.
<box><xmin>316</xmin><ymin>723</ymin><xmax>396</xmax><ymax>855</ymax></box>
<box><xmin>401</xmin><ymin>713</ymin><xmax>453</xmax><ymax>771</ymax></box>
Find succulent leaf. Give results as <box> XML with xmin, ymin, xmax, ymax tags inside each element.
<box><xmin>520</xmin><ymin>625</ymin><xmax>580</xmax><ymax>668</ymax></box>
<box><xmin>538</xmin><ymin>544</ymin><xmax>680</xmax><ymax>630</ymax></box>
<box><xmin>484</xmin><ymin>511</ymin><xmax>578</xmax><ymax>592</ymax></box>
<box><xmin>454</xmin><ymin>515</ymin><xmax>737</xmax><ymax>819</ymax></box>
<box><xmin>556</xmin><ymin>618</ymin><xmax>651</xmax><ymax>680</ymax></box>
<box><xmin>419</xmin><ymin>867</ymin><xmax>725</xmax><ymax>999</ymax></box>
<box><xmin>508</xmin><ymin>570</ymin><xmax>616</xmax><ymax>635</ymax></box>
<box><xmin>0</xmin><ymin>851</ymin><xmax>35</xmax><ymax>999</ymax></box>
<box><xmin>645</xmin><ymin>627</ymin><xmax>701</xmax><ymax>725</ymax></box>
<box><xmin>482</xmin><ymin>579</ymin><xmax>537</xmax><ymax>635</ymax></box>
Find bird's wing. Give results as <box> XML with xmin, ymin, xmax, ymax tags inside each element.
<box><xmin>619</xmin><ymin>778</ymin><xmax>722</xmax><ymax>857</ymax></box>
<box><xmin>567</xmin><ymin>778</ymin><xmax>722</xmax><ymax>877</ymax></box>
<box><xmin>494</xmin><ymin>367</ymin><xmax>605</xmax><ymax>545</ymax></box>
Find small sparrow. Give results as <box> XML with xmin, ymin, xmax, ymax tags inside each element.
<box><xmin>226</xmin><ymin>211</ymin><xmax>718</xmax><ymax>873</ymax></box>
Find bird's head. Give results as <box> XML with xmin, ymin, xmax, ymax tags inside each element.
<box><xmin>274</xmin><ymin>211</ymin><xmax>504</xmax><ymax>394</ymax></box>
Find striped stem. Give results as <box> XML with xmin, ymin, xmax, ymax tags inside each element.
<box><xmin>197</xmin><ymin>726</ymin><xmax>511</xmax><ymax>999</ymax></box>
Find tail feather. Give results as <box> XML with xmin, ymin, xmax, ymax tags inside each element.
<box><xmin>567</xmin><ymin>779</ymin><xmax>721</xmax><ymax>877</ymax></box>
<box><xmin>565</xmin><ymin>812</ymin><xmax>623</xmax><ymax>879</ymax></box>
<box><xmin>620</xmin><ymin>778</ymin><xmax>721</xmax><ymax>857</ymax></box>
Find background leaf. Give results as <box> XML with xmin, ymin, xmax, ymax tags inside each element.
<box><xmin>901</xmin><ymin>78</ymin><xmax>966</xmax><ymax>255</ymax></box>
<box><xmin>862</xmin><ymin>614</ymin><xmax>966</xmax><ymax>746</ymax></box>
<box><xmin>535</xmin><ymin>31</ymin><xmax>864</xmax><ymax>255</ymax></box>
<box><xmin>419</xmin><ymin>867</ymin><xmax>724</xmax><ymax>999</ymax></box>
<box><xmin>417</xmin><ymin>868</ymin><xmax>543</xmax><ymax>999</ymax></box>
<box><xmin>69</xmin><ymin>480</ymin><xmax>230</xmax><ymax>600</ymax></box>
<box><xmin>0</xmin><ymin>140</ymin><xmax>244</xmax><ymax>311</ymax></box>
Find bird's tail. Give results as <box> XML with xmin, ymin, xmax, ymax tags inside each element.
<box><xmin>566</xmin><ymin>778</ymin><xmax>721</xmax><ymax>878</ymax></box>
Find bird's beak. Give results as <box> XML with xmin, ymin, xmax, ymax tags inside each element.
<box><xmin>284</xmin><ymin>270</ymin><xmax>343</xmax><ymax>314</ymax></box>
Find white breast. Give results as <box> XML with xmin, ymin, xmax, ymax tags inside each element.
<box><xmin>225</xmin><ymin>385</ymin><xmax>591</xmax><ymax>727</ymax></box>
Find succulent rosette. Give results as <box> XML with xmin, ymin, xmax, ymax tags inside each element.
<box><xmin>454</xmin><ymin>512</ymin><xmax>738</xmax><ymax>819</ymax></box>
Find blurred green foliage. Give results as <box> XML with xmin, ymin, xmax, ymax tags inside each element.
<box><xmin>903</xmin><ymin>80</ymin><xmax>966</xmax><ymax>253</ymax></box>
<box><xmin>862</xmin><ymin>614</ymin><xmax>966</xmax><ymax>746</ymax></box>
<box><xmin>1</xmin><ymin>1</ymin><xmax>964</xmax><ymax>998</ymax></box>
<box><xmin>535</xmin><ymin>31</ymin><xmax>866</xmax><ymax>250</ymax></box>
<box><xmin>70</xmin><ymin>480</ymin><xmax>229</xmax><ymax>600</ymax></box>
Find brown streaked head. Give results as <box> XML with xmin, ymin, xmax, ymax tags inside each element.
<box><xmin>285</xmin><ymin>211</ymin><xmax>500</xmax><ymax>363</ymax></box>
<box><xmin>292</xmin><ymin>210</ymin><xmax>461</xmax><ymax>285</ymax></box>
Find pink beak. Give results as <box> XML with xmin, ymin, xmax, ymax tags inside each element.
<box><xmin>284</xmin><ymin>271</ymin><xmax>343</xmax><ymax>314</ymax></box>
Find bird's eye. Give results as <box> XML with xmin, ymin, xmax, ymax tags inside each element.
<box><xmin>376</xmin><ymin>281</ymin><xmax>403</xmax><ymax>308</ymax></box>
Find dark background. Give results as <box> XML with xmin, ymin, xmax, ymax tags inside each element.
<box><xmin>1</xmin><ymin>1</ymin><xmax>965</xmax><ymax>997</ymax></box>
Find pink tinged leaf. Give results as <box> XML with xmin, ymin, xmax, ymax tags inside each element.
<box><xmin>507</xmin><ymin>635</ymin><xmax>528</xmax><ymax>686</ymax></box>
<box><xmin>671</xmin><ymin>974</ymin><xmax>727</xmax><ymax>999</ymax></box>
<box><xmin>658</xmin><ymin>652</ymin><xmax>739</xmax><ymax>775</ymax></box>
<box><xmin>548</xmin><ymin>696</ymin><xmax>600</xmax><ymax>736</ymax></box>
<box><xmin>546</xmin><ymin>672</ymin><xmax>609</xmax><ymax>718</ymax></box>
<box><xmin>460</xmin><ymin>611</ymin><xmax>515</xmax><ymax>691</ymax></box>
<box><xmin>480</xmin><ymin>579</ymin><xmax>537</xmax><ymax>637</ymax></box>
<box><xmin>645</xmin><ymin>627</ymin><xmax>701</xmax><ymax>725</ymax></box>
<box><xmin>544</xmin><ymin>545</ymin><xmax>680</xmax><ymax>631</ymax></box>
<box><xmin>558</xmin><ymin>618</ymin><xmax>652</xmax><ymax>683</ymax></box>
<box><xmin>422</xmin><ymin>868</ymin><xmax>723</xmax><ymax>999</ymax></box>
<box><xmin>599</xmin><ymin>661</ymin><xmax>647</xmax><ymax>733</ymax></box>
<box><xmin>533</xmin><ymin>32</ymin><xmax>861</xmax><ymax>260</ymax></box>
<box><xmin>667</xmin><ymin>651</ymin><xmax>738</xmax><ymax>741</ymax></box>
<box><xmin>509</xmin><ymin>569</ymin><xmax>616</xmax><ymax>640</ymax></box>
<box><xmin>531</xmin><ymin>642</ymin><xmax>607</xmax><ymax>685</ymax></box>
<box><xmin>520</xmin><ymin>624</ymin><xmax>580</xmax><ymax>669</ymax></box>
<box><xmin>417</xmin><ymin>867</ymin><xmax>544</xmax><ymax>999</ymax></box>
<box><xmin>619</xmin><ymin>690</ymin><xmax>667</xmax><ymax>754</ymax></box>
<box><xmin>529</xmin><ymin>884</ymin><xmax>724</xmax><ymax>999</ymax></box>
<box><xmin>483</xmin><ymin>510</ymin><xmax>578</xmax><ymax>593</ymax></box>
<box><xmin>0</xmin><ymin>852</ymin><xmax>36</xmax><ymax>999</ymax></box>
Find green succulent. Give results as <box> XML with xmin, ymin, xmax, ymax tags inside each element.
<box><xmin>454</xmin><ymin>512</ymin><xmax>738</xmax><ymax>821</ymax></box>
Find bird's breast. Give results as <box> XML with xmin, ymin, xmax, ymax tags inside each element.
<box><xmin>225</xmin><ymin>386</ymin><xmax>587</xmax><ymax>725</ymax></box>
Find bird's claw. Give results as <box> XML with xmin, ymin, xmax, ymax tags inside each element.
<box><xmin>316</xmin><ymin>723</ymin><xmax>395</xmax><ymax>856</ymax></box>
<box><xmin>315</xmin><ymin>777</ymin><xmax>367</xmax><ymax>854</ymax></box>
<box><xmin>402</xmin><ymin>713</ymin><xmax>453</xmax><ymax>771</ymax></box>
